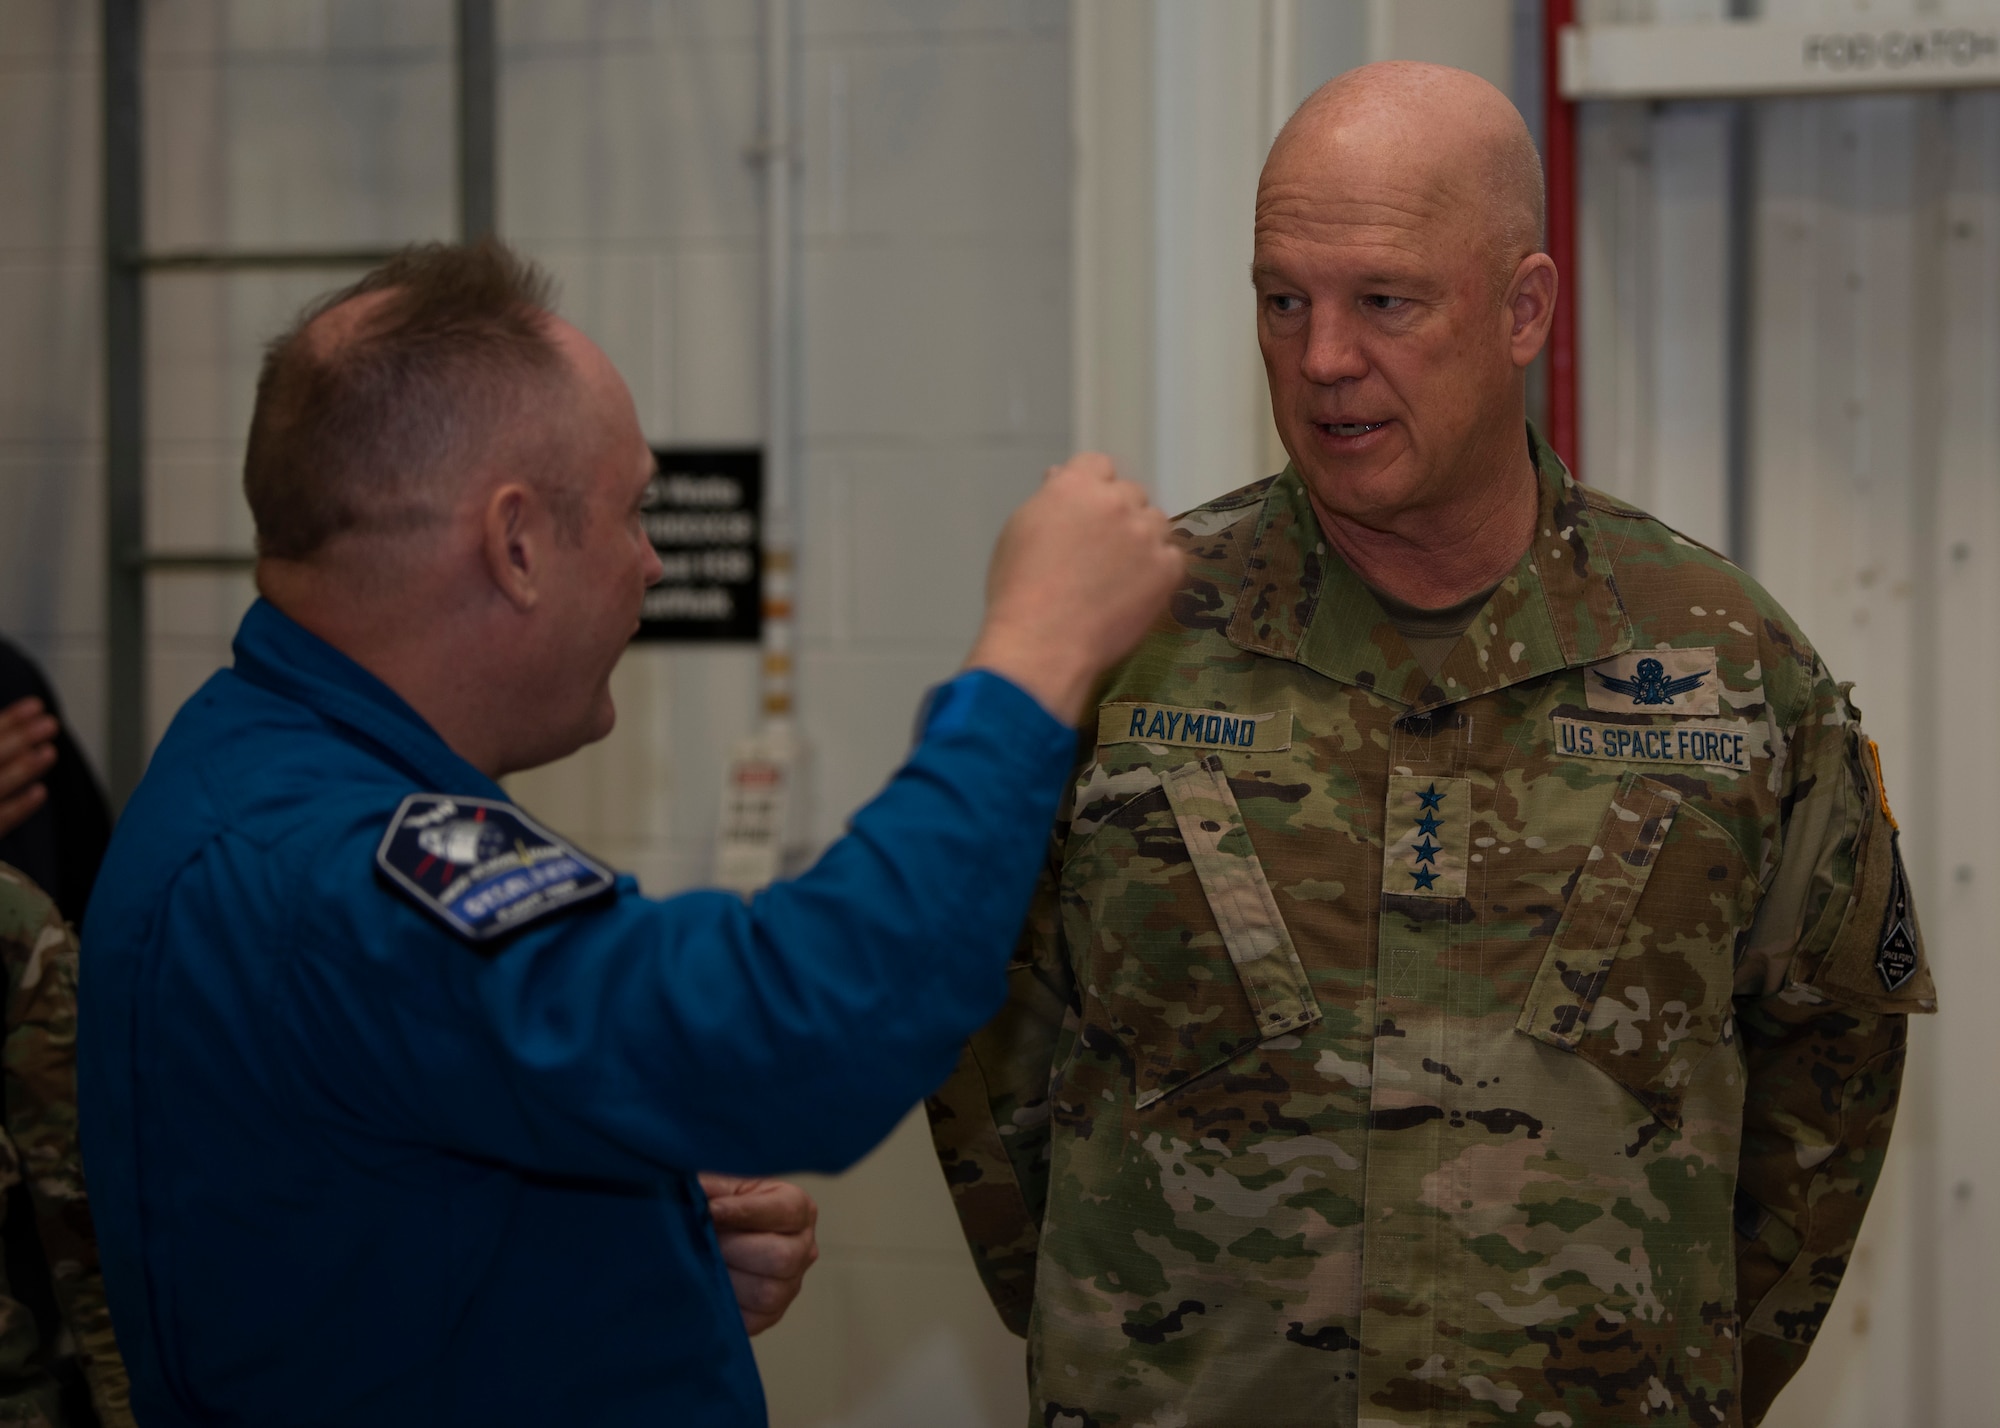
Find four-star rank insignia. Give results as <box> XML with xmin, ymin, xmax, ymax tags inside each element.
<box><xmin>1383</xmin><ymin>775</ymin><xmax>1471</xmax><ymax>899</ymax></box>
<box><xmin>376</xmin><ymin>794</ymin><xmax>616</xmax><ymax>943</ymax></box>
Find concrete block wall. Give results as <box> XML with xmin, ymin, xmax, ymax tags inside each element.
<box><xmin>0</xmin><ymin>2</ymin><xmax>1068</xmax><ymax>1423</ymax></box>
<box><xmin>0</xmin><ymin>1</ymin><xmax>109</xmax><ymax>770</ymax></box>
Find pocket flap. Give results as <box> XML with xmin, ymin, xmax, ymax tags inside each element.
<box><xmin>1065</xmin><ymin>755</ymin><xmax>1321</xmax><ymax>1111</ymax></box>
<box><xmin>1518</xmin><ymin>772</ymin><xmax>1684</xmax><ymax>1051</ymax></box>
<box><xmin>1159</xmin><ymin>756</ymin><xmax>1321</xmax><ymax>1046</ymax></box>
<box><xmin>1518</xmin><ymin>772</ymin><xmax>1755</xmax><ymax>1129</ymax></box>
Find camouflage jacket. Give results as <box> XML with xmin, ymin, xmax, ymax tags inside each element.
<box><xmin>928</xmin><ymin>436</ymin><xmax>1936</xmax><ymax>1428</ymax></box>
<box><xmin>0</xmin><ymin>866</ymin><xmax>131</xmax><ymax>1428</ymax></box>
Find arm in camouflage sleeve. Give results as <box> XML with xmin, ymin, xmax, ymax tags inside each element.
<box><xmin>1731</xmin><ymin>671</ymin><xmax>1936</xmax><ymax>1426</ymax></box>
<box><xmin>0</xmin><ymin>868</ymin><xmax>135</xmax><ymax>1427</ymax></box>
<box><xmin>925</xmin><ymin>830</ymin><xmax>1077</xmax><ymax>1337</ymax></box>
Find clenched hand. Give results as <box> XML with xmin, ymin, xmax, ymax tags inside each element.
<box><xmin>967</xmin><ymin>453</ymin><xmax>1186</xmax><ymax>724</ymax></box>
<box><xmin>699</xmin><ymin>1173</ymin><xmax>820</xmax><ymax>1337</ymax></box>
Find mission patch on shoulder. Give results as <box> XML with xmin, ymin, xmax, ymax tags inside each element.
<box><xmin>376</xmin><ymin>794</ymin><xmax>615</xmax><ymax>942</ymax></box>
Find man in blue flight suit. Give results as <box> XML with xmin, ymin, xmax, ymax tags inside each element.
<box><xmin>77</xmin><ymin>240</ymin><xmax>1184</xmax><ymax>1426</ymax></box>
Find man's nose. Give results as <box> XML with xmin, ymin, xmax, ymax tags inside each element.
<box><xmin>1299</xmin><ymin>312</ymin><xmax>1369</xmax><ymax>386</ymax></box>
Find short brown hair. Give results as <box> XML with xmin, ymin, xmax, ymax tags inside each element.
<box><xmin>244</xmin><ymin>239</ymin><xmax>574</xmax><ymax>560</ymax></box>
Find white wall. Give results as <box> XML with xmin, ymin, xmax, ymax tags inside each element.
<box><xmin>1574</xmin><ymin>4</ymin><xmax>2000</xmax><ymax>1424</ymax></box>
<box><xmin>0</xmin><ymin>2</ymin><xmax>1068</xmax><ymax>1425</ymax></box>
<box><xmin>742</xmin><ymin>10</ymin><xmax>1074</xmax><ymax>1423</ymax></box>
<box><xmin>1072</xmin><ymin>0</ymin><xmax>1522</xmax><ymax>517</ymax></box>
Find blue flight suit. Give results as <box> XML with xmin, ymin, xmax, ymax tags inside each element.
<box><xmin>78</xmin><ymin>599</ymin><xmax>1075</xmax><ymax>1427</ymax></box>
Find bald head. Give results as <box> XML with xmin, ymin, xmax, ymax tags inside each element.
<box><xmin>1264</xmin><ymin>62</ymin><xmax>1544</xmax><ymax>288</ymax></box>
<box><xmin>1250</xmin><ymin>61</ymin><xmax>1558</xmax><ymax>602</ymax></box>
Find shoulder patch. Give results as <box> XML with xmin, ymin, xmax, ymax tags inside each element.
<box><xmin>375</xmin><ymin>795</ymin><xmax>615</xmax><ymax>943</ymax></box>
<box><xmin>1876</xmin><ymin>830</ymin><xmax>1919</xmax><ymax>992</ymax></box>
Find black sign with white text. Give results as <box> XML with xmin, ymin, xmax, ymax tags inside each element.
<box><xmin>633</xmin><ymin>447</ymin><xmax>762</xmax><ymax>644</ymax></box>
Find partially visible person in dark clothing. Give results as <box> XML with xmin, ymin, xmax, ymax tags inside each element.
<box><xmin>0</xmin><ymin>642</ymin><xmax>112</xmax><ymax>931</ymax></box>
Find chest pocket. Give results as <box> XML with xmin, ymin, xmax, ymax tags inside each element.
<box><xmin>1517</xmin><ymin>771</ymin><xmax>1757</xmax><ymax>1127</ymax></box>
<box><xmin>1063</xmin><ymin>754</ymin><xmax>1321</xmax><ymax>1109</ymax></box>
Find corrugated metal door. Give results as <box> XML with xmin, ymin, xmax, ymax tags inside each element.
<box><xmin>1576</xmin><ymin>21</ymin><xmax>2000</xmax><ymax>1423</ymax></box>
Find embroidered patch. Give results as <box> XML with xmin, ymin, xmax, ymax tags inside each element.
<box><xmin>1551</xmin><ymin>715</ymin><xmax>1756</xmax><ymax>773</ymax></box>
<box><xmin>1877</xmin><ymin>830</ymin><xmax>1919</xmax><ymax>992</ymax></box>
<box><xmin>376</xmin><ymin>794</ymin><xmax>615</xmax><ymax>943</ymax></box>
<box><xmin>1098</xmin><ymin>703</ymin><xmax>1293</xmax><ymax>752</ymax></box>
<box><xmin>1867</xmin><ymin>738</ymin><xmax>1899</xmax><ymax>830</ymax></box>
<box><xmin>1382</xmin><ymin>775</ymin><xmax>1471</xmax><ymax>898</ymax></box>
<box><xmin>1584</xmin><ymin>648</ymin><xmax>1719</xmax><ymax>716</ymax></box>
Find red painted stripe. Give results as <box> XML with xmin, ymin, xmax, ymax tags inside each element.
<box><xmin>1544</xmin><ymin>0</ymin><xmax>1579</xmax><ymax>476</ymax></box>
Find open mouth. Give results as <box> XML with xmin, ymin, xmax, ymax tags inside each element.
<box><xmin>1323</xmin><ymin>421</ymin><xmax>1389</xmax><ymax>437</ymax></box>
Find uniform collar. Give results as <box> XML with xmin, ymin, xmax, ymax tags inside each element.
<box><xmin>1225</xmin><ymin>426</ymin><xmax>1633</xmax><ymax>712</ymax></box>
<box><xmin>229</xmin><ymin>598</ymin><xmax>506</xmax><ymax>799</ymax></box>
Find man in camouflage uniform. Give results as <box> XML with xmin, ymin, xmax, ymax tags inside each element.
<box><xmin>0</xmin><ymin>866</ymin><xmax>129</xmax><ymax>1427</ymax></box>
<box><xmin>927</xmin><ymin>62</ymin><xmax>1935</xmax><ymax>1427</ymax></box>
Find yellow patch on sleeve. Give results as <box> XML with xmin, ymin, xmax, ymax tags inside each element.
<box><xmin>1867</xmin><ymin>738</ymin><xmax>1898</xmax><ymax>830</ymax></box>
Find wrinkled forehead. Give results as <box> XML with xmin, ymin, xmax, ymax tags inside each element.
<box><xmin>1254</xmin><ymin>142</ymin><xmax>1487</xmax><ymax>277</ymax></box>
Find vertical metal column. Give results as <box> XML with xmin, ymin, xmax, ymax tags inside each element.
<box><xmin>1722</xmin><ymin>100</ymin><xmax>1756</xmax><ymax>565</ymax></box>
<box><xmin>102</xmin><ymin>0</ymin><xmax>145</xmax><ymax>805</ymax></box>
<box><xmin>456</xmin><ymin>0</ymin><xmax>497</xmax><ymax>241</ymax></box>
<box><xmin>759</xmin><ymin>0</ymin><xmax>797</xmax><ymax>728</ymax></box>
<box><xmin>1722</xmin><ymin>0</ymin><xmax>1758</xmax><ymax>566</ymax></box>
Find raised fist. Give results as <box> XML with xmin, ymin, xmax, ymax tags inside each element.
<box><xmin>968</xmin><ymin>453</ymin><xmax>1185</xmax><ymax>724</ymax></box>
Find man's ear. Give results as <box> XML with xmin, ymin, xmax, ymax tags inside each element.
<box><xmin>1506</xmin><ymin>253</ymin><xmax>1558</xmax><ymax>369</ymax></box>
<box><xmin>481</xmin><ymin>482</ymin><xmax>543</xmax><ymax>612</ymax></box>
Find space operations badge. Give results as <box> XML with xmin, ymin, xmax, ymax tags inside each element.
<box><xmin>376</xmin><ymin>794</ymin><xmax>616</xmax><ymax>943</ymax></box>
<box><xmin>1584</xmin><ymin>648</ymin><xmax>1719</xmax><ymax>716</ymax></box>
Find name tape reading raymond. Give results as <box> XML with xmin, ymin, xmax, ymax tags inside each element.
<box><xmin>1099</xmin><ymin>703</ymin><xmax>1293</xmax><ymax>752</ymax></box>
<box><xmin>1552</xmin><ymin>715</ymin><xmax>1763</xmax><ymax>773</ymax></box>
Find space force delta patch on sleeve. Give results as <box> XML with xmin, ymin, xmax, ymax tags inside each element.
<box><xmin>375</xmin><ymin>794</ymin><xmax>616</xmax><ymax>943</ymax></box>
<box><xmin>1877</xmin><ymin>832</ymin><xmax>1920</xmax><ymax>992</ymax></box>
